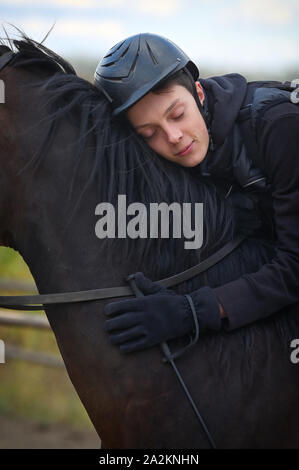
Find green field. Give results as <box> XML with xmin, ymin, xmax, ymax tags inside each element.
<box><xmin>0</xmin><ymin>247</ymin><xmax>93</xmax><ymax>429</ymax></box>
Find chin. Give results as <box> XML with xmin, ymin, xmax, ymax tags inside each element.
<box><xmin>179</xmin><ymin>155</ymin><xmax>205</xmax><ymax>168</ymax></box>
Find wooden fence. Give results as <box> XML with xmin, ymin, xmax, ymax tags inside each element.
<box><xmin>0</xmin><ymin>280</ymin><xmax>64</xmax><ymax>368</ymax></box>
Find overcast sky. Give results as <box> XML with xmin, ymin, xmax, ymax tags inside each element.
<box><xmin>1</xmin><ymin>0</ymin><xmax>298</xmax><ymax>75</ymax></box>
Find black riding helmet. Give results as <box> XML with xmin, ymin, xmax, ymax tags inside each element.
<box><xmin>94</xmin><ymin>33</ymin><xmax>201</xmax><ymax>117</ymax></box>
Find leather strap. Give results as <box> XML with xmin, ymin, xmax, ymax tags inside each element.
<box><xmin>0</xmin><ymin>236</ymin><xmax>245</xmax><ymax>310</ymax></box>
<box><xmin>127</xmin><ymin>270</ymin><xmax>217</xmax><ymax>449</ymax></box>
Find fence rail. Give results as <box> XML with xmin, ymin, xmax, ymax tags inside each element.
<box><xmin>4</xmin><ymin>343</ymin><xmax>64</xmax><ymax>368</ymax></box>
<box><xmin>0</xmin><ymin>280</ymin><xmax>63</xmax><ymax>368</ymax></box>
<box><xmin>0</xmin><ymin>279</ymin><xmax>37</xmax><ymax>293</ymax></box>
<box><xmin>0</xmin><ymin>310</ymin><xmax>49</xmax><ymax>329</ymax></box>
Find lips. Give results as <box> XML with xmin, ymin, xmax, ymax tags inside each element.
<box><xmin>176</xmin><ymin>141</ymin><xmax>194</xmax><ymax>157</ymax></box>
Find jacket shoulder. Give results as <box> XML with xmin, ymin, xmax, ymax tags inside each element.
<box><xmin>259</xmin><ymin>99</ymin><xmax>299</xmax><ymax>124</ymax></box>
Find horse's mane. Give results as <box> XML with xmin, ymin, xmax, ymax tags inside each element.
<box><xmin>0</xmin><ymin>27</ymin><xmax>76</xmax><ymax>74</ymax></box>
<box><xmin>0</xmin><ymin>29</ymin><xmax>234</xmax><ymax>272</ymax></box>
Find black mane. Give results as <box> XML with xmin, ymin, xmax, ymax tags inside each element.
<box><xmin>0</xmin><ymin>30</ymin><xmax>236</xmax><ymax>273</ymax></box>
<box><xmin>0</xmin><ymin>28</ymin><xmax>76</xmax><ymax>74</ymax></box>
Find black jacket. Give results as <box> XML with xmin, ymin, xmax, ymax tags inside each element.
<box><xmin>198</xmin><ymin>74</ymin><xmax>299</xmax><ymax>330</ymax></box>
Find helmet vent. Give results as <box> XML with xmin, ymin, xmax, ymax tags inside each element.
<box><xmin>146</xmin><ymin>41</ymin><xmax>158</xmax><ymax>65</ymax></box>
<box><xmin>104</xmin><ymin>40</ymin><xmax>125</xmax><ymax>58</ymax></box>
<box><xmin>121</xmin><ymin>45</ymin><xmax>130</xmax><ymax>58</ymax></box>
<box><xmin>128</xmin><ymin>43</ymin><xmax>140</xmax><ymax>76</ymax></box>
<box><xmin>101</xmin><ymin>61</ymin><xmax>115</xmax><ymax>67</ymax></box>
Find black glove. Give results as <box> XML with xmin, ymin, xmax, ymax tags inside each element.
<box><xmin>104</xmin><ymin>272</ymin><xmax>221</xmax><ymax>353</ymax></box>
<box><xmin>229</xmin><ymin>192</ymin><xmax>262</xmax><ymax>236</ymax></box>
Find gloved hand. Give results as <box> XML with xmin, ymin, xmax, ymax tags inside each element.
<box><xmin>104</xmin><ymin>272</ymin><xmax>222</xmax><ymax>353</ymax></box>
<box><xmin>229</xmin><ymin>192</ymin><xmax>262</xmax><ymax>236</ymax></box>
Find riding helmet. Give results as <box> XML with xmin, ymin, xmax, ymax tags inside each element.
<box><xmin>94</xmin><ymin>33</ymin><xmax>199</xmax><ymax>116</ymax></box>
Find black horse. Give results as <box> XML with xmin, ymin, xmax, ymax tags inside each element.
<box><xmin>0</xmin><ymin>32</ymin><xmax>298</xmax><ymax>449</ymax></box>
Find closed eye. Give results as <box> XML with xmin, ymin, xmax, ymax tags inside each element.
<box><xmin>140</xmin><ymin>129</ymin><xmax>156</xmax><ymax>140</ymax></box>
<box><xmin>173</xmin><ymin>112</ymin><xmax>184</xmax><ymax>120</ymax></box>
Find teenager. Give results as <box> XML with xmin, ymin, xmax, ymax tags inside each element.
<box><xmin>94</xmin><ymin>33</ymin><xmax>299</xmax><ymax>353</ymax></box>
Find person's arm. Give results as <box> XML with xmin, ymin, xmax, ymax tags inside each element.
<box><xmin>213</xmin><ymin>112</ymin><xmax>299</xmax><ymax>329</ymax></box>
<box><xmin>103</xmin><ymin>111</ymin><xmax>299</xmax><ymax>354</ymax></box>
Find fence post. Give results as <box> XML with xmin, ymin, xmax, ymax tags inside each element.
<box><xmin>0</xmin><ymin>80</ymin><xmax>5</xmax><ymax>104</ymax></box>
<box><xmin>0</xmin><ymin>339</ymin><xmax>5</xmax><ymax>363</ymax></box>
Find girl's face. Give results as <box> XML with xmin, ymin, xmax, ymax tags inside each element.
<box><xmin>127</xmin><ymin>82</ymin><xmax>210</xmax><ymax>167</ymax></box>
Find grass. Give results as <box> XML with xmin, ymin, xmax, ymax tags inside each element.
<box><xmin>0</xmin><ymin>246</ymin><xmax>94</xmax><ymax>429</ymax></box>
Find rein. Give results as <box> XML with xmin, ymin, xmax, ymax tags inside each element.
<box><xmin>0</xmin><ymin>237</ymin><xmax>244</xmax><ymax>310</ymax></box>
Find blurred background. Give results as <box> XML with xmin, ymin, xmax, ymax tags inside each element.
<box><xmin>1</xmin><ymin>0</ymin><xmax>298</xmax><ymax>81</ymax></box>
<box><xmin>0</xmin><ymin>0</ymin><xmax>298</xmax><ymax>449</ymax></box>
<box><xmin>0</xmin><ymin>250</ymin><xmax>101</xmax><ymax>449</ymax></box>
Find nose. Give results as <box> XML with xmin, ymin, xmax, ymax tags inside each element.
<box><xmin>164</xmin><ymin>124</ymin><xmax>183</xmax><ymax>144</ymax></box>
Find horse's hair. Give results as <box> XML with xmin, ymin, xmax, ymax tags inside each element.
<box><xmin>0</xmin><ymin>28</ymin><xmax>276</xmax><ymax>283</ymax></box>
<box><xmin>0</xmin><ymin>28</ymin><xmax>236</xmax><ymax>271</ymax></box>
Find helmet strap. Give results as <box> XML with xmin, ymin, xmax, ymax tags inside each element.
<box><xmin>184</xmin><ymin>68</ymin><xmax>215</xmax><ymax>153</ymax></box>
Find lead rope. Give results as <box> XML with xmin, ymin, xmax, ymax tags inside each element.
<box><xmin>127</xmin><ymin>275</ymin><xmax>217</xmax><ymax>450</ymax></box>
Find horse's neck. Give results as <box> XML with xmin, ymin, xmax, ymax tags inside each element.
<box><xmin>17</xmin><ymin>191</ymin><xmax>128</xmax><ymax>296</ymax></box>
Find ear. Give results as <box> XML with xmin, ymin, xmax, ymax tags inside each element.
<box><xmin>195</xmin><ymin>81</ymin><xmax>205</xmax><ymax>106</ymax></box>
